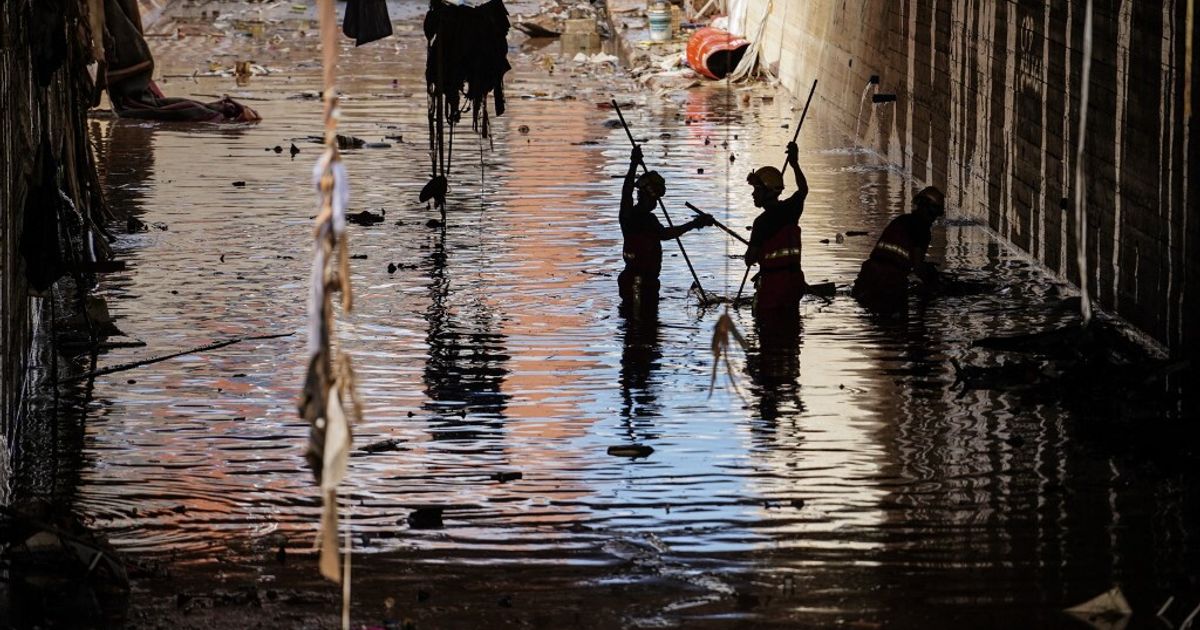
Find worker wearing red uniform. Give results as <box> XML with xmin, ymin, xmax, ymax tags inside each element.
<box><xmin>852</xmin><ymin>185</ymin><xmax>945</xmax><ymax>312</ymax></box>
<box><xmin>619</xmin><ymin>146</ymin><xmax>713</xmax><ymax>308</ymax></box>
<box><xmin>744</xmin><ymin>141</ymin><xmax>807</xmax><ymax>313</ymax></box>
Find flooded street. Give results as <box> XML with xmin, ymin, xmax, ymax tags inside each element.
<box><xmin>43</xmin><ymin>1</ymin><xmax>1200</xmax><ymax>627</ymax></box>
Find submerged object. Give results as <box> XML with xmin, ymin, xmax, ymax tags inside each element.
<box><xmin>607</xmin><ymin>445</ymin><xmax>655</xmax><ymax>458</ymax></box>
<box><xmin>686</xmin><ymin>27</ymin><xmax>750</xmax><ymax>80</ymax></box>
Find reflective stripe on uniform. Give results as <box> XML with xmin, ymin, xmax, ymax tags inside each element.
<box><xmin>764</xmin><ymin>247</ymin><xmax>801</xmax><ymax>261</ymax></box>
<box><xmin>874</xmin><ymin>241</ymin><xmax>910</xmax><ymax>261</ymax></box>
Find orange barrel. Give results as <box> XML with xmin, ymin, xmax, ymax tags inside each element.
<box><xmin>686</xmin><ymin>27</ymin><xmax>750</xmax><ymax>80</ymax></box>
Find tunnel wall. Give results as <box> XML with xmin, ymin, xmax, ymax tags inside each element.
<box><xmin>738</xmin><ymin>0</ymin><xmax>1198</xmax><ymax>357</ymax></box>
<box><xmin>1</xmin><ymin>2</ymin><xmax>106</xmax><ymax>449</ymax></box>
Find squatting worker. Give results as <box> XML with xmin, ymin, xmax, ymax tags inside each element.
<box><xmin>619</xmin><ymin>145</ymin><xmax>714</xmax><ymax>308</ymax></box>
<box><xmin>744</xmin><ymin>141</ymin><xmax>808</xmax><ymax>313</ymax></box>
<box><xmin>851</xmin><ymin>185</ymin><xmax>945</xmax><ymax>312</ymax></box>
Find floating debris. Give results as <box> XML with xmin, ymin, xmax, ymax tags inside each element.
<box><xmin>607</xmin><ymin>445</ymin><xmax>654</xmax><ymax>458</ymax></box>
<box><xmin>406</xmin><ymin>507</ymin><xmax>444</xmax><ymax>529</ymax></box>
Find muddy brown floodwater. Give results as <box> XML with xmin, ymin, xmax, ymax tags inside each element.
<box><xmin>12</xmin><ymin>1</ymin><xmax>1198</xmax><ymax>628</ymax></box>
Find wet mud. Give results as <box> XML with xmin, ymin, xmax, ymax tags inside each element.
<box><xmin>6</xmin><ymin>1</ymin><xmax>1199</xmax><ymax>628</ymax></box>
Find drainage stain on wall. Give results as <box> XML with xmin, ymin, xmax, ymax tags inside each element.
<box><xmin>736</xmin><ymin>0</ymin><xmax>1198</xmax><ymax>357</ymax></box>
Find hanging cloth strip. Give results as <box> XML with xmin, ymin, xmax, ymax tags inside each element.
<box><xmin>421</xmin><ymin>0</ymin><xmax>511</xmax><ymax>211</ymax></box>
<box><xmin>298</xmin><ymin>5</ymin><xmax>362</xmax><ymax>621</ymax></box>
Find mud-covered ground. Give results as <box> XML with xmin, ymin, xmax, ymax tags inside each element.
<box><xmin>4</xmin><ymin>0</ymin><xmax>1198</xmax><ymax>628</ymax></box>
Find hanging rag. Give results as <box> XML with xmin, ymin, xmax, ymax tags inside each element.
<box><xmin>343</xmin><ymin>0</ymin><xmax>393</xmax><ymax>46</ymax></box>
<box><xmin>20</xmin><ymin>138</ymin><xmax>68</xmax><ymax>293</ymax></box>
<box><xmin>299</xmin><ymin>0</ymin><xmax>361</xmax><ymax>590</ymax></box>
<box><xmin>102</xmin><ymin>0</ymin><xmax>260</xmax><ymax>121</ymax></box>
<box><xmin>421</xmin><ymin>0</ymin><xmax>511</xmax><ymax>210</ymax></box>
<box><xmin>29</xmin><ymin>0</ymin><xmax>68</xmax><ymax>86</ymax></box>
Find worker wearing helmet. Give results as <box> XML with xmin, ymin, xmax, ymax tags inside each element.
<box><xmin>618</xmin><ymin>146</ymin><xmax>714</xmax><ymax>309</ymax></box>
<box><xmin>744</xmin><ymin>141</ymin><xmax>808</xmax><ymax>313</ymax></box>
<box><xmin>852</xmin><ymin>185</ymin><xmax>945</xmax><ymax>313</ymax></box>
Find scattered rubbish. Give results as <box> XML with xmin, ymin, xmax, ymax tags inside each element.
<box><xmin>347</xmin><ymin>209</ymin><xmax>385</xmax><ymax>226</ymax></box>
<box><xmin>950</xmin><ymin>357</ymin><xmax>1050</xmax><ymax>393</ymax></box>
<box><xmin>305</xmin><ymin>134</ymin><xmax>367</xmax><ymax>150</ymax></box>
<box><xmin>387</xmin><ymin>263</ymin><xmax>397</xmax><ymax>274</ymax></box>
<box><xmin>709</xmin><ymin>312</ymin><xmax>749</xmax><ymax>397</ymax></box>
<box><xmin>518</xmin><ymin>124</ymin><xmax>530</xmax><ymax>134</ymax></box>
<box><xmin>406</xmin><ymin>507</ymin><xmax>444</xmax><ymax>529</ymax></box>
<box><xmin>425</xmin><ymin>219</ymin><xmax>443</xmax><ymax>229</ymax></box>
<box><xmin>1065</xmin><ymin>587</ymin><xmax>1132</xmax><ymax>624</ymax></box>
<box><xmin>272</xmin><ymin>145</ymin><xmax>283</xmax><ymax>153</ymax></box>
<box><xmin>364</xmin><ymin>141</ymin><xmax>392</xmax><ymax>149</ymax></box>
<box><xmin>791</xmin><ymin>499</ymin><xmax>806</xmax><ymax>509</ymax></box>
<box><xmin>290</xmin><ymin>143</ymin><xmax>301</xmax><ymax>158</ymax></box>
<box><xmin>697</xmin><ymin>167</ymin><xmax>704</xmax><ymax>173</ymax></box>
<box><xmin>514</xmin><ymin>21</ymin><xmax>560</xmax><ymax>38</ymax></box>
<box><xmin>232</xmin><ymin>180</ymin><xmax>247</xmax><ymax>187</ymax></box>
<box><xmin>491</xmin><ymin>471</ymin><xmax>522</xmax><ymax>483</ymax></box>
<box><xmin>686</xmin><ymin>27</ymin><xmax>750</xmax><ymax>79</ymax></box>
<box><xmin>360</xmin><ymin>438</ymin><xmax>405</xmax><ymax>453</ymax></box>
<box><xmin>835</xmin><ymin>232</ymin><xmax>845</xmax><ymax>243</ymax></box>
<box><xmin>607</xmin><ymin>445</ymin><xmax>655</xmax><ymax>458</ymax></box>
<box><xmin>350</xmin><ymin>254</ymin><xmax>368</xmax><ymax>260</ymax></box>
<box><xmin>845</xmin><ymin>230</ymin><xmax>869</xmax><ymax>236</ymax></box>
<box><xmin>805</xmin><ymin>281</ymin><xmax>837</xmax><ymax>298</ymax></box>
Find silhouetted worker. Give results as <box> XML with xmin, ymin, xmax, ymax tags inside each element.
<box><xmin>619</xmin><ymin>145</ymin><xmax>713</xmax><ymax>308</ymax></box>
<box><xmin>852</xmin><ymin>185</ymin><xmax>945</xmax><ymax>312</ymax></box>
<box><xmin>744</xmin><ymin>141</ymin><xmax>807</xmax><ymax>313</ymax></box>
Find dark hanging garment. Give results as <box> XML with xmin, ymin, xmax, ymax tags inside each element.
<box><xmin>343</xmin><ymin>0</ymin><xmax>393</xmax><ymax>46</ymax></box>
<box><xmin>21</xmin><ymin>139</ymin><xmax>67</xmax><ymax>293</ymax></box>
<box><xmin>29</xmin><ymin>0</ymin><xmax>68</xmax><ymax>86</ymax></box>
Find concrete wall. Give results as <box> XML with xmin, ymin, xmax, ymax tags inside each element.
<box><xmin>738</xmin><ymin>0</ymin><xmax>1198</xmax><ymax>357</ymax></box>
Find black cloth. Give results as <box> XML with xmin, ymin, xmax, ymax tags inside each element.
<box><xmin>343</xmin><ymin>0</ymin><xmax>393</xmax><ymax>46</ymax></box>
<box><xmin>424</xmin><ymin>0</ymin><xmax>511</xmax><ymax>131</ymax></box>
<box><xmin>748</xmin><ymin>193</ymin><xmax>804</xmax><ymax>250</ymax></box>
<box><xmin>21</xmin><ymin>138</ymin><xmax>67</xmax><ymax>293</ymax></box>
<box><xmin>29</xmin><ymin>0</ymin><xmax>68</xmax><ymax>86</ymax></box>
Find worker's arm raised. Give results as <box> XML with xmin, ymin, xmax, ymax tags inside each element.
<box><xmin>620</xmin><ymin>145</ymin><xmax>642</xmax><ymax>215</ymax></box>
<box><xmin>786</xmin><ymin>141</ymin><xmax>808</xmax><ymax>200</ymax></box>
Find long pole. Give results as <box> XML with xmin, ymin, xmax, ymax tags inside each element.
<box><xmin>780</xmin><ymin>79</ymin><xmax>818</xmax><ymax>171</ymax></box>
<box><xmin>686</xmin><ymin>202</ymin><xmax>747</xmax><ymax>245</ymax></box>
<box><xmin>736</xmin><ymin>79</ymin><xmax>818</xmax><ymax>304</ymax></box>
<box><xmin>611</xmin><ymin>100</ymin><xmax>707</xmax><ymax>298</ymax></box>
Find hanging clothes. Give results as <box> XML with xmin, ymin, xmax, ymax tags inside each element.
<box><xmin>343</xmin><ymin>0</ymin><xmax>393</xmax><ymax>46</ymax></box>
<box><xmin>20</xmin><ymin>138</ymin><xmax>67</xmax><ymax>294</ymax></box>
<box><xmin>421</xmin><ymin>0</ymin><xmax>511</xmax><ymax>210</ymax></box>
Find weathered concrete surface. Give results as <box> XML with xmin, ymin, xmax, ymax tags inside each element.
<box><xmin>732</xmin><ymin>0</ymin><xmax>1198</xmax><ymax>358</ymax></box>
